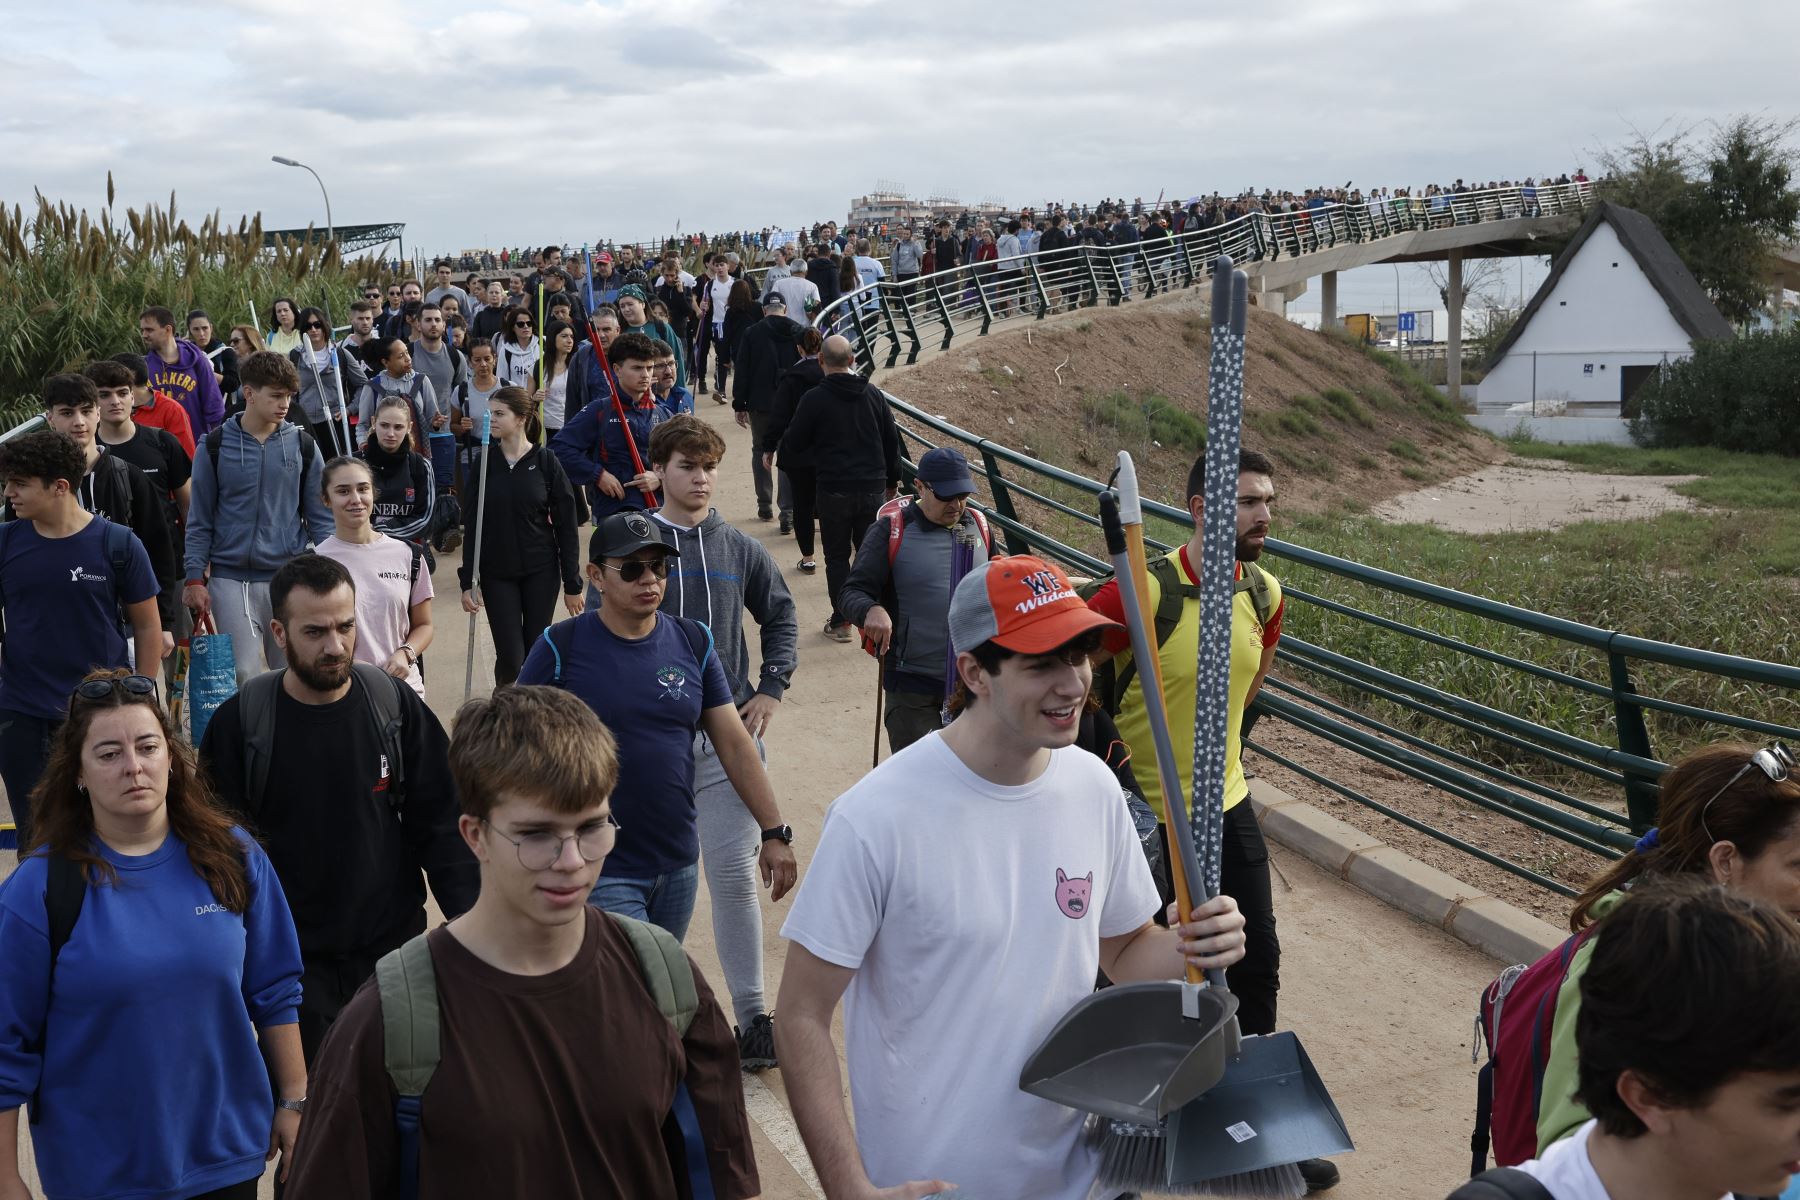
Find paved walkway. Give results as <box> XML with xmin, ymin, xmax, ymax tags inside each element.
<box><xmin>7</xmin><ymin>402</ymin><xmax>1504</xmax><ymax>1199</ymax></box>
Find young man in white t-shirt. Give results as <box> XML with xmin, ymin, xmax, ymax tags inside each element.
<box><xmin>1473</xmin><ymin>879</ymin><xmax>1800</xmax><ymax>1200</ymax></box>
<box><xmin>778</xmin><ymin>554</ymin><xmax>1248</xmax><ymax>1200</ymax></box>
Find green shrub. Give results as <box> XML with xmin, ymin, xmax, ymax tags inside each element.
<box><xmin>1277</xmin><ymin>409</ymin><xmax>1323</xmax><ymax>437</ymax></box>
<box><xmin>1389</xmin><ymin>438</ymin><xmax>1426</xmax><ymax>463</ymax></box>
<box><xmin>1321</xmin><ymin>386</ymin><xmax>1376</xmax><ymax>428</ymax></box>
<box><xmin>1630</xmin><ymin>327</ymin><xmax>1800</xmax><ymax>455</ymax></box>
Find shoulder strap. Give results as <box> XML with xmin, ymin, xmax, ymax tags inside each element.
<box><xmin>667</xmin><ymin>613</ymin><xmax>714</xmax><ymax>675</ymax></box>
<box><xmin>1114</xmin><ymin>555</ymin><xmax>1187</xmax><ymax>705</ymax></box>
<box><xmin>101</xmin><ymin>520</ymin><xmax>134</xmax><ymax>629</ymax></box>
<box><xmin>540</xmin><ymin>618</ymin><xmax>579</xmax><ymax>687</ymax></box>
<box><xmin>608</xmin><ymin>912</ymin><xmax>699</xmax><ymax>1036</ymax></box>
<box><xmin>376</xmin><ymin>932</ymin><xmax>439</xmax><ymax>1200</ymax></box>
<box><xmin>0</xmin><ymin>519</ymin><xmax>18</xmax><ymax>619</ymax></box>
<box><xmin>878</xmin><ymin>496</ymin><xmax>912</xmax><ymax>567</ymax></box>
<box><xmin>44</xmin><ymin>854</ymin><xmax>87</xmax><ymax>969</ymax></box>
<box><xmin>408</xmin><ymin>540</ymin><xmax>424</xmax><ymax>589</ymax></box>
<box><xmin>205</xmin><ymin>425</ymin><xmax>224</xmax><ymax>477</ymax></box>
<box><xmin>1235</xmin><ymin>559</ymin><xmax>1277</xmax><ymax>630</ymax></box>
<box><xmin>238</xmin><ymin>669</ymin><xmax>287</xmax><ymax>816</ymax></box>
<box><xmin>352</xmin><ymin>663</ymin><xmax>407</xmax><ymax>799</ymax></box>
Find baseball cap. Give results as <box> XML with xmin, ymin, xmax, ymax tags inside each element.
<box><xmin>589</xmin><ymin>510</ymin><xmax>680</xmax><ymax>563</ymax></box>
<box><xmin>949</xmin><ymin>555</ymin><xmax>1121</xmax><ymax>655</ymax></box>
<box><xmin>761</xmin><ymin>293</ymin><xmax>787</xmax><ymax>310</ymax></box>
<box><xmin>915</xmin><ymin>447</ymin><xmax>975</xmax><ymax>497</ymax></box>
<box><xmin>596</xmin><ymin>251</ymin><xmax>613</xmax><ymax>264</ymax></box>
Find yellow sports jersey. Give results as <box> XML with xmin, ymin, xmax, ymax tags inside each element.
<box><xmin>1102</xmin><ymin>547</ymin><xmax>1283</xmax><ymax>822</ymax></box>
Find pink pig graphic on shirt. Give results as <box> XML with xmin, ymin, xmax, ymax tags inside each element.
<box><xmin>1055</xmin><ymin>869</ymin><xmax>1094</xmax><ymax>919</ymax></box>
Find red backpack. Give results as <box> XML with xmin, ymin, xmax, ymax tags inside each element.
<box><xmin>860</xmin><ymin>496</ymin><xmax>993</xmax><ymax>658</ymax></box>
<box><xmin>1470</xmin><ymin>926</ymin><xmax>1598</xmax><ymax>1174</ymax></box>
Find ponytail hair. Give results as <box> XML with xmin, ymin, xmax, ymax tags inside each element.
<box><xmin>1569</xmin><ymin>741</ymin><xmax>1800</xmax><ymax>930</ymax></box>
<box><xmin>492</xmin><ymin>384</ymin><xmax>541</xmax><ymax>443</ymax></box>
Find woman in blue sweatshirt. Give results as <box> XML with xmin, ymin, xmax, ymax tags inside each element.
<box><xmin>0</xmin><ymin>670</ymin><xmax>306</xmax><ymax>1200</ymax></box>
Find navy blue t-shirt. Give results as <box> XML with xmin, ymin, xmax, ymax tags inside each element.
<box><xmin>0</xmin><ymin>517</ymin><xmax>158</xmax><ymax>720</ymax></box>
<box><xmin>518</xmin><ymin>611</ymin><xmax>731</xmax><ymax>876</ymax></box>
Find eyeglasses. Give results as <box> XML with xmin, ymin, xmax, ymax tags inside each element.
<box><xmin>229</xmin><ymin>336</ymin><xmax>247</xmax><ymax>345</ymax></box>
<box><xmin>484</xmin><ymin>814</ymin><xmax>620</xmax><ymax>870</ymax></box>
<box><xmin>71</xmin><ymin>675</ymin><xmax>159</xmax><ymax>705</ymax></box>
<box><xmin>1699</xmin><ymin>743</ymin><xmax>1795</xmax><ymax>843</ymax></box>
<box><xmin>601</xmin><ymin>558</ymin><xmax>670</xmax><ymax>582</ymax></box>
<box><xmin>302</xmin><ymin>321</ymin><xmax>324</xmax><ymax>331</ymax></box>
<box><xmin>513</xmin><ymin>320</ymin><xmax>532</xmax><ymax>328</ymax></box>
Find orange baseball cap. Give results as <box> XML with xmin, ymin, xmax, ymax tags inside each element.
<box><xmin>949</xmin><ymin>555</ymin><xmax>1122</xmax><ymax>655</ymax></box>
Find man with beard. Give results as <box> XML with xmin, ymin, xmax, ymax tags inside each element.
<box><xmin>199</xmin><ymin>552</ymin><xmax>478</xmax><ymax>1061</ymax></box>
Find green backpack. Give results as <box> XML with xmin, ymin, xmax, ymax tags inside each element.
<box><xmin>1080</xmin><ymin>554</ymin><xmax>1277</xmax><ymax>715</ymax></box>
<box><xmin>376</xmin><ymin>913</ymin><xmax>699</xmax><ymax>1200</ymax></box>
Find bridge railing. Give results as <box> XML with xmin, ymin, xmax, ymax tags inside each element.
<box><xmin>811</xmin><ymin>181</ymin><xmax>1592</xmax><ymax>372</ymax></box>
<box><xmin>874</xmin><ymin>392</ymin><xmax>1799</xmax><ymax>898</ymax></box>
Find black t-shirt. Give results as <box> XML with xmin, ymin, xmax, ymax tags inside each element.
<box><xmin>99</xmin><ymin>424</ymin><xmax>190</xmax><ymax>534</ymax></box>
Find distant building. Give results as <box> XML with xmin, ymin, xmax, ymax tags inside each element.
<box><xmin>1479</xmin><ymin>202</ymin><xmax>1733</xmax><ymax>416</ymax></box>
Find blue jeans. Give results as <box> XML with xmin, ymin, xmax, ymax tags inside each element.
<box><xmin>589</xmin><ymin>862</ymin><xmax>700</xmax><ymax>942</ymax></box>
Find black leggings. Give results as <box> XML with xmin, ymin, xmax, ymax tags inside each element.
<box><xmin>786</xmin><ymin>465</ymin><xmax>818</xmax><ymax>559</ymax></box>
<box><xmin>189</xmin><ymin>1178</ymin><xmax>259</xmax><ymax>1199</ymax></box>
<box><xmin>483</xmin><ymin>571</ymin><xmax>562</xmax><ymax>686</ymax></box>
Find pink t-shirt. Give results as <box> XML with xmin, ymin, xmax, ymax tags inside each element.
<box><xmin>316</xmin><ymin>534</ymin><xmax>433</xmax><ymax>697</ymax></box>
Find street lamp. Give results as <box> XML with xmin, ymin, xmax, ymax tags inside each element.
<box><xmin>271</xmin><ymin>156</ymin><xmax>333</xmax><ymax>247</ymax></box>
<box><xmin>1392</xmin><ymin>263</ymin><xmax>1404</xmax><ymax>351</ymax></box>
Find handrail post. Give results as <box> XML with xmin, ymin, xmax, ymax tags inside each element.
<box><xmin>1607</xmin><ymin>650</ymin><xmax>1661</xmax><ymax>832</ymax></box>
<box><xmin>978</xmin><ymin>447</ymin><xmax>1031</xmax><ymax>555</ymax></box>
<box><xmin>892</xmin><ymin>283</ymin><xmax>925</xmax><ymax>364</ymax></box>
<box><xmin>1179</xmin><ymin>230</ymin><xmax>1198</xmax><ymax>287</ymax></box>
<box><xmin>1104</xmin><ymin>248</ymin><xmax>1125</xmax><ymax>305</ymax></box>
<box><xmin>1025</xmin><ymin>257</ymin><xmax>1051</xmax><ymax>319</ymax></box>
<box><xmin>874</xmin><ymin>286</ymin><xmax>904</xmax><ymax>369</ymax></box>
<box><xmin>1138</xmin><ymin>246</ymin><xmax>1156</xmax><ymax>299</ymax></box>
<box><xmin>974</xmin><ymin>265</ymin><xmax>996</xmax><ymax>335</ymax></box>
<box><xmin>846</xmin><ymin>296</ymin><xmax>878</xmax><ymax>374</ymax></box>
<box><xmin>927</xmin><ymin>275</ymin><xmax>956</xmax><ymax>351</ymax></box>
<box><xmin>1080</xmin><ymin>246</ymin><xmax>1104</xmax><ymax>307</ymax></box>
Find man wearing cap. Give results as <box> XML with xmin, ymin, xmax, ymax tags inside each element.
<box><xmin>731</xmin><ymin>292</ymin><xmax>806</xmax><ymax>525</ymax></box>
<box><xmin>777</xmin><ymin>335</ymin><xmax>901</xmax><ymax>641</ymax></box>
<box><xmin>517</xmin><ymin>511</ymin><xmax>799</xmax><ymax>942</ymax></box>
<box><xmin>837</xmin><ymin>446</ymin><xmax>994</xmax><ymax>747</ymax></box>
<box><xmin>777</xmin><ymin>555</ymin><xmax>1246</xmax><ymax>1200</ymax></box>
<box><xmin>589</xmin><ymin>251</ymin><xmax>622</xmax><ymax>308</ymax></box>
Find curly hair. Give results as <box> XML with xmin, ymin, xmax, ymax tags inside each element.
<box><xmin>26</xmin><ymin>669</ymin><xmax>251</xmax><ymax>911</ymax></box>
<box><xmin>0</xmin><ymin>429</ymin><xmax>85</xmax><ymax>490</ymax></box>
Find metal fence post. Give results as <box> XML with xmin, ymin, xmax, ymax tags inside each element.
<box><xmin>1025</xmin><ymin>258</ymin><xmax>1051</xmax><ymax>319</ymax></box>
<box><xmin>978</xmin><ymin>446</ymin><xmax>1031</xmax><ymax>555</ymax></box>
<box><xmin>927</xmin><ymin>275</ymin><xmax>956</xmax><ymax>352</ymax></box>
<box><xmin>846</xmin><ymin>298</ymin><xmax>878</xmax><ymax>374</ymax></box>
<box><xmin>1137</xmin><ymin>247</ymin><xmax>1157</xmax><ymax>299</ymax></box>
<box><xmin>874</xmin><ymin>287</ymin><xmax>905</xmax><ymax>369</ymax></box>
<box><xmin>892</xmin><ymin>285</ymin><xmax>924</xmax><ymax>365</ymax></box>
<box><xmin>1607</xmin><ymin>650</ymin><xmax>1661</xmax><ymax>832</ymax></box>
<box><xmin>1081</xmin><ymin>247</ymin><xmax>1104</xmax><ymax>307</ymax></box>
<box><xmin>1105</xmin><ymin>250</ymin><xmax>1125</xmax><ymax>305</ymax></box>
<box><xmin>974</xmin><ymin>267</ymin><xmax>996</xmax><ymax>335</ymax></box>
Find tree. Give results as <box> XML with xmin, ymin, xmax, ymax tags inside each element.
<box><xmin>1591</xmin><ymin>115</ymin><xmax>1800</xmax><ymax>324</ymax></box>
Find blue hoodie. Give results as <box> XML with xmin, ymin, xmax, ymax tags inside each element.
<box><xmin>549</xmin><ymin>391</ymin><xmax>673</xmax><ymax>520</ymax></box>
<box><xmin>184</xmin><ymin>415</ymin><xmax>332</xmax><ymax>581</ymax></box>
<box><xmin>0</xmin><ymin>831</ymin><xmax>303</xmax><ymax>1200</ymax></box>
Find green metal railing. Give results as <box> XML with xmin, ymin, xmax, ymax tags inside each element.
<box><xmin>879</xmin><ymin>393</ymin><xmax>1800</xmax><ymax>898</ymax></box>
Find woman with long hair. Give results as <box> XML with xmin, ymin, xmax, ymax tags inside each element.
<box><xmin>224</xmin><ymin>327</ymin><xmax>266</xmax><ymax>416</ymax></box>
<box><xmin>357</xmin><ymin>395</ymin><xmax>437</xmax><ymax>546</ymax></box>
<box><xmin>457</xmin><ymin>386</ymin><xmax>583</xmax><ymax>686</ymax></box>
<box><xmin>353</xmin><ymin>336</ymin><xmax>437</xmax><ymax>452</ymax></box>
<box><xmin>1524</xmin><ymin>741</ymin><xmax>1800</xmax><ymax>1160</ymax></box>
<box><xmin>496</xmin><ymin>307</ymin><xmax>541</xmax><ymax>390</ymax></box>
<box><xmin>265</xmin><ymin>297</ymin><xmax>302</xmax><ymax>356</ymax></box>
<box><xmin>316</xmin><ymin>457</ymin><xmax>435</xmax><ymax>698</ymax></box>
<box><xmin>721</xmin><ymin>278</ymin><xmax>761</xmax><ymax>376</ymax></box>
<box><xmin>763</xmin><ymin>326</ymin><xmax>824</xmax><ymax>571</ymax></box>
<box><xmin>534</xmin><ymin>319</ymin><xmax>577</xmax><ymax>436</ymax></box>
<box><xmin>288</xmin><ymin>305</ymin><xmax>364</xmax><ymax>457</ymax></box>
<box><xmin>0</xmin><ymin>670</ymin><xmax>306</xmax><ymax>1200</ymax></box>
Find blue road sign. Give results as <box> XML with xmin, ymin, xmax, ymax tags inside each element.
<box><xmin>1397</xmin><ymin>311</ymin><xmax>1416</xmax><ymax>333</ymax></box>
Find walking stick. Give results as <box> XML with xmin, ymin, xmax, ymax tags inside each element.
<box><xmin>583</xmin><ymin>319</ymin><xmax>659</xmax><ymax>509</ymax></box>
<box><xmin>462</xmin><ymin>405</ymin><xmax>494</xmax><ymax>701</ymax></box>
<box><xmin>872</xmin><ymin>657</ymin><xmax>885</xmax><ymax>769</ymax></box>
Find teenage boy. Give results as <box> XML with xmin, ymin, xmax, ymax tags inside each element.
<box><xmin>86</xmin><ymin>359</ymin><xmax>192</xmax><ymax>532</ymax></box>
<box><xmin>186</xmin><ymin>309</ymin><xmax>239</xmax><ymax>398</ymax></box>
<box><xmin>199</xmin><ymin>553</ymin><xmax>477</xmax><ymax>1060</ymax></box>
<box><xmin>1476</xmin><ymin>879</ymin><xmax>1800</xmax><ymax>1200</ymax></box>
<box><xmin>282</xmin><ymin>685</ymin><xmax>760</xmax><ymax>1199</ymax></box>
<box><xmin>0</xmin><ymin>430</ymin><xmax>160</xmax><ymax>841</ymax></box>
<box><xmin>139</xmin><ymin>305</ymin><xmax>225</xmax><ymax>434</ymax></box>
<box><xmin>696</xmin><ymin>256</ymin><xmax>735</xmax><ymax>396</ymax></box>
<box><xmin>24</xmin><ymin>375</ymin><xmax>181</xmax><ymax>652</ymax></box>
<box><xmin>777</xmin><ymin>555</ymin><xmax>1246</xmax><ymax>1200</ymax></box>
<box><xmin>184</xmin><ymin>350</ymin><xmax>333</xmax><ymax>685</ymax></box>
<box><xmin>551</xmin><ymin>332</ymin><xmax>671</xmax><ymax>521</ymax></box>
<box><xmin>647</xmin><ymin>416</ymin><xmax>798</xmax><ymax>1068</ymax></box>
<box><xmin>107</xmin><ymin>352</ymin><xmax>195</xmax><ymax>457</ymax></box>
<box><xmin>517</xmin><ymin>511</ymin><xmax>799</xmax><ymax>941</ymax></box>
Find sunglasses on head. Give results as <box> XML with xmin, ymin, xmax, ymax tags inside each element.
<box><xmin>1700</xmin><ymin>743</ymin><xmax>1795</xmax><ymax>843</ymax></box>
<box><xmin>71</xmin><ymin>675</ymin><xmax>159</xmax><ymax>705</ymax></box>
<box><xmin>601</xmin><ymin>558</ymin><xmax>670</xmax><ymax>582</ymax></box>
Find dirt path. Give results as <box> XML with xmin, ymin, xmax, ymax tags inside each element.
<box><xmin>8</xmin><ymin>403</ymin><xmax>1520</xmax><ymax>1199</ymax></box>
<box><xmin>1370</xmin><ymin>458</ymin><xmax>1703</xmax><ymax>532</ymax></box>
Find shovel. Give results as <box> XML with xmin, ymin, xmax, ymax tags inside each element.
<box><xmin>1018</xmin><ymin>460</ymin><xmax>1238</xmax><ymax>1126</ymax></box>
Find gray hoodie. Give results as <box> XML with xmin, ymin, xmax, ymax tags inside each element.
<box><xmin>652</xmin><ymin>508</ymin><xmax>798</xmax><ymax>705</ymax></box>
<box><xmin>184</xmin><ymin>415</ymin><xmax>333</xmax><ymax>581</ymax></box>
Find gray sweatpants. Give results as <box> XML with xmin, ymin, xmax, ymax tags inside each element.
<box><xmin>693</xmin><ymin>729</ymin><xmax>767</xmax><ymax>1028</ymax></box>
<box><xmin>207</xmin><ymin>576</ymin><xmax>283</xmax><ymax>686</ymax></box>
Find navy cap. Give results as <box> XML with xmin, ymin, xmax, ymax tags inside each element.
<box><xmin>589</xmin><ymin>510</ymin><xmax>679</xmax><ymax>563</ymax></box>
<box><xmin>915</xmin><ymin>447</ymin><xmax>976</xmax><ymax>497</ymax></box>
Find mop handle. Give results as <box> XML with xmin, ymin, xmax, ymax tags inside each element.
<box><xmin>584</xmin><ymin>322</ymin><xmax>658</xmax><ymax>508</ymax></box>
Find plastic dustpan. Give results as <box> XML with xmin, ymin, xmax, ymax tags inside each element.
<box><xmin>1019</xmin><ymin>980</ymin><xmax>1240</xmax><ymax>1125</ymax></box>
<box><xmin>1163</xmin><ymin>1030</ymin><xmax>1353</xmax><ymax>1184</ymax></box>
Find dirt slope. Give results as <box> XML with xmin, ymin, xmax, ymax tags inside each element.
<box><xmin>882</xmin><ymin>290</ymin><xmax>1503</xmax><ymax>516</ymax></box>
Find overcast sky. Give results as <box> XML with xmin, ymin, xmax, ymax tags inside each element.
<box><xmin>4</xmin><ymin>0</ymin><xmax>1791</xmax><ymax>259</ymax></box>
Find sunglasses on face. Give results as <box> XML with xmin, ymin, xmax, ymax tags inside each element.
<box><xmin>514</xmin><ymin>320</ymin><xmax>532</xmax><ymax>329</ymax></box>
<box><xmin>601</xmin><ymin>558</ymin><xmax>670</xmax><ymax>582</ymax></box>
<box><xmin>303</xmin><ymin>321</ymin><xmax>324</xmax><ymax>330</ymax></box>
<box><xmin>71</xmin><ymin>675</ymin><xmax>160</xmax><ymax>704</ymax></box>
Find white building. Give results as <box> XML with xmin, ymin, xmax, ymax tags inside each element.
<box><xmin>1479</xmin><ymin>203</ymin><xmax>1733</xmax><ymax>416</ymax></box>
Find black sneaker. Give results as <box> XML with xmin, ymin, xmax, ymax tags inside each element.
<box><xmin>778</xmin><ymin>510</ymin><xmax>793</xmax><ymax>535</ymax></box>
<box><xmin>758</xmin><ymin>507</ymin><xmax>773</xmax><ymax>521</ymax></box>
<box><xmin>736</xmin><ymin>1013</ymin><xmax>777</xmax><ymax>1072</ymax></box>
<box><xmin>437</xmin><ymin>528</ymin><xmax>463</xmax><ymax>554</ymax></box>
<box><xmin>1298</xmin><ymin>1158</ymin><xmax>1340</xmax><ymax>1193</ymax></box>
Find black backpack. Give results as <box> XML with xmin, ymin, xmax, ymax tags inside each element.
<box><xmin>0</xmin><ymin>517</ymin><xmax>136</xmax><ymax>646</ymax></box>
<box><xmin>235</xmin><ymin>662</ymin><xmax>409</xmax><ymax>813</ymax></box>
<box><xmin>1445</xmin><ymin>1170</ymin><xmax>1553</xmax><ymax>1200</ymax></box>
<box><xmin>26</xmin><ymin>854</ymin><xmax>89</xmax><ymax>1125</ymax></box>
<box><xmin>204</xmin><ymin>422</ymin><xmax>319</xmax><ymax>532</ymax></box>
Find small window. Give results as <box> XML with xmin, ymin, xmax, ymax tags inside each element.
<box><xmin>1559</xmin><ymin>300</ymin><xmax>1567</xmax><ymax>306</ymax></box>
<box><xmin>1612</xmin><ymin>262</ymin><xmax>1619</xmax><ymax>268</ymax></box>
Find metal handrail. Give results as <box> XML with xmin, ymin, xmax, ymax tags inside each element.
<box><xmin>871</xmin><ymin>387</ymin><xmax>1797</xmax><ymax>895</ymax></box>
<box><xmin>810</xmin><ymin>180</ymin><xmax>1593</xmax><ymax>371</ymax></box>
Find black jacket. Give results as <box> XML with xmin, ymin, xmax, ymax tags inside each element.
<box><xmin>731</xmin><ymin>315</ymin><xmax>805</xmax><ymax>414</ymax></box>
<box><xmin>933</xmin><ymin>234</ymin><xmax>962</xmax><ymax>270</ymax></box>
<box><xmin>761</xmin><ymin>358</ymin><xmax>825</xmax><ymax>466</ymax></box>
<box><xmin>808</xmin><ymin>257</ymin><xmax>841</xmax><ymax>308</ymax></box>
<box><xmin>721</xmin><ymin>305</ymin><xmax>759</xmax><ymax>361</ymax></box>
<box><xmin>456</xmin><ymin>442</ymin><xmax>581</xmax><ymax>595</ymax></box>
<box><xmin>778</xmin><ymin>372</ymin><xmax>901</xmax><ymax>493</ymax></box>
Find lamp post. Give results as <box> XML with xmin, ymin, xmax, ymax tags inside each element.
<box><xmin>1392</xmin><ymin>263</ymin><xmax>1403</xmax><ymax>351</ymax></box>
<box><xmin>271</xmin><ymin>156</ymin><xmax>332</xmax><ymax>247</ymax></box>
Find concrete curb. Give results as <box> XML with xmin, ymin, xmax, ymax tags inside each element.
<box><xmin>1249</xmin><ymin>779</ymin><xmax>1564</xmax><ymax>965</ymax></box>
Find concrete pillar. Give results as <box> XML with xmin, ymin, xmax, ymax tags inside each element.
<box><xmin>1446</xmin><ymin>250</ymin><xmax>1464</xmax><ymax>404</ymax></box>
<box><xmin>1320</xmin><ymin>270</ymin><xmax>1339</xmax><ymax>330</ymax></box>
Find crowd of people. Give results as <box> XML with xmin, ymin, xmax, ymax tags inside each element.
<box><xmin>1</xmin><ymin>170</ymin><xmax>1795</xmax><ymax>1200</ymax></box>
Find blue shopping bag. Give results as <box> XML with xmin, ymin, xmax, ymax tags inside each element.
<box><xmin>188</xmin><ymin>615</ymin><xmax>237</xmax><ymax>746</ymax></box>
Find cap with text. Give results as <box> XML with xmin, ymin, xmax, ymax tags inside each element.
<box><xmin>949</xmin><ymin>555</ymin><xmax>1122</xmax><ymax>655</ymax></box>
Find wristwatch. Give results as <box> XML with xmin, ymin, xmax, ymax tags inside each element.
<box><xmin>760</xmin><ymin>824</ymin><xmax>794</xmax><ymax>845</ymax></box>
<box><xmin>277</xmin><ymin>1096</ymin><xmax>307</xmax><ymax>1114</ymax></box>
